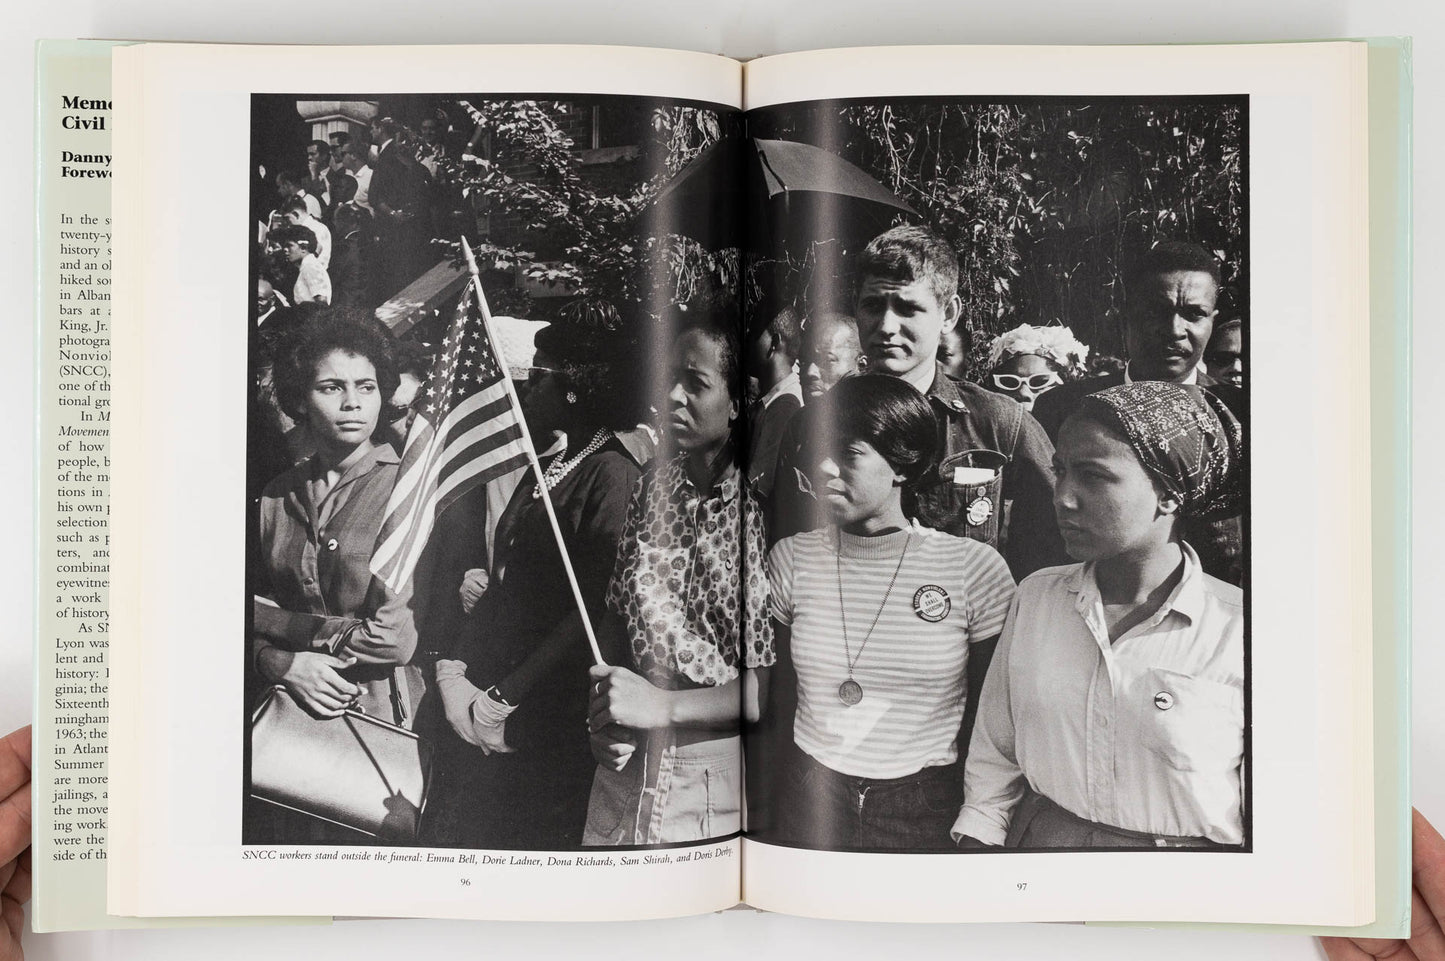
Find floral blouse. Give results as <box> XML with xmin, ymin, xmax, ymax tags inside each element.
<box><xmin>605</xmin><ymin>455</ymin><xmax>775</xmax><ymax>688</ymax></box>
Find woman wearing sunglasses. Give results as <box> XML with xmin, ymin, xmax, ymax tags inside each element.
<box><xmin>984</xmin><ymin>324</ymin><xmax>1090</xmax><ymax>412</ymax></box>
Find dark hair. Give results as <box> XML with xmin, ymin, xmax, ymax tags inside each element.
<box><xmin>1058</xmin><ymin>403</ymin><xmax>1174</xmax><ymax>507</ymax></box>
<box><xmin>273</xmin><ymin>309</ymin><xmax>400</xmax><ymax>423</ymax></box>
<box><xmin>273</xmin><ymin>224</ymin><xmax>317</xmax><ymax>254</ymax></box>
<box><xmin>670</xmin><ymin>306</ymin><xmax>741</xmax><ymax>403</ymax></box>
<box><xmin>279</xmin><ymin>195</ymin><xmax>309</xmax><ymax>217</ymax></box>
<box><xmin>330</xmin><ymin>174</ymin><xmax>359</xmax><ymax>206</ymax></box>
<box><xmin>802</xmin><ymin>374</ymin><xmax>938</xmax><ymax>488</ymax></box>
<box><xmin>532</xmin><ymin>321</ymin><xmax>639</xmax><ymax>431</ymax></box>
<box><xmin>372</xmin><ymin>117</ymin><xmax>398</xmax><ymax>141</ymax></box>
<box><xmin>752</xmin><ymin>305</ymin><xmax>802</xmax><ymax>361</ymax></box>
<box><xmin>329</xmin><ymin>131</ymin><xmax>351</xmax><ymax>148</ymax></box>
<box><xmin>308</xmin><ymin>139</ymin><xmax>331</xmax><ymax>161</ymax></box>
<box><xmin>855</xmin><ymin>225</ymin><xmax>959</xmax><ymax>307</ymax></box>
<box><xmin>274</xmin><ymin>170</ymin><xmax>304</xmax><ymax>190</ymax></box>
<box><xmin>1209</xmin><ymin>317</ymin><xmax>1243</xmax><ymax>342</ymax></box>
<box><xmin>1126</xmin><ymin>240</ymin><xmax>1222</xmax><ymax>292</ymax></box>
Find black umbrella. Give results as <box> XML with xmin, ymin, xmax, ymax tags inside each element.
<box><xmin>640</xmin><ymin>137</ymin><xmax>919</xmax><ymax>254</ymax></box>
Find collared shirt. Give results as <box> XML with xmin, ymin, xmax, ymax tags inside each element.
<box><xmin>747</xmin><ymin>370</ymin><xmax>803</xmax><ymax>499</ymax></box>
<box><xmin>757</xmin><ymin>369</ymin><xmax>802</xmax><ymax>412</ymax></box>
<box><xmin>954</xmin><ymin>543</ymin><xmax>1245</xmax><ymax>845</ymax></box>
<box><xmin>351</xmin><ymin>164</ymin><xmax>374</xmax><ymax>213</ymax></box>
<box><xmin>299</xmin><ymin>215</ymin><xmax>332</xmax><ymax>269</ymax></box>
<box><xmin>606</xmin><ymin>456</ymin><xmax>775</xmax><ymax>688</ymax></box>
<box><xmin>293</xmin><ymin>253</ymin><xmax>331</xmax><ymax>305</ymax></box>
<box><xmin>258</xmin><ymin>443</ymin><xmax>421</xmax><ymax>723</ymax></box>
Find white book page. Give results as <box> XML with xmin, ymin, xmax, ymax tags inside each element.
<box><xmin>741</xmin><ymin>42</ymin><xmax>1373</xmax><ymax>927</ymax></box>
<box><xmin>109</xmin><ymin>41</ymin><xmax>743</xmax><ymax>922</ymax></box>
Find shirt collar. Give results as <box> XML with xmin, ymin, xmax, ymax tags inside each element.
<box><xmin>923</xmin><ymin>362</ymin><xmax>969</xmax><ymax>413</ymax></box>
<box><xmin>663</xmin><ymin>453</ymin><xmax>738</xmax><ymax>502</ymax></box>
<box><xmin>758</xmin><ymin>369</ymin><xmax>801</xmax><ymax>410</ymax></box>
<box><xmin>1065</xmin><ymin>541</ymin><xmax>1207</xmax><ymax>627</ymax></box>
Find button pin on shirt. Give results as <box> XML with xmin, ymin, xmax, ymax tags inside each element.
<box><xmin>1154</xmin><ymin>691</ymin><xmax>1175</xmax><ymax>711</ymax></box>
<box><xmin>326</xmin><ymin>538</ymin><xmax>339</xmax><ymax>552</ymax></box>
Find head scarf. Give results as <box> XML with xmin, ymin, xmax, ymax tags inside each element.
<box><xmin>1077</xmin><ymin>382</ymin><xmax>1243</xmax><ymax>521</ymax></box>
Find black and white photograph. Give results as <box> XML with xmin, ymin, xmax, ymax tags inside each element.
<box><xmin>742</xmin><ymin>95</ymin><xmax>1250</xmax><ymax>854</ymax></box>
<box><xmin>243</xmin><ymin>92</ymin><xmax>757</xmax><ymax>850</ymax></box>
<box><xmin>242</xmin><ymin>89</ymin><xmax>1249</xmax><ymax>856</ymax></box>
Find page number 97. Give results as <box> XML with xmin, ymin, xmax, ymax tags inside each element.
<box><xmin>1016</xmin><ymin>882</ymin><xmax>1028</xmax><ymax>891</ymax></box>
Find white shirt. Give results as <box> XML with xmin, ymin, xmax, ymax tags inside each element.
<box><xmin>758</xmin><ymin>368</ymin><xmax>803</xmax><ymax>411</ymax></box>
<box><xmin>769</xmin><ymin>523</ymin><xmax>1015</xmax><ymax>779</ymax></box>
<box><xmin>299</xmin><ymin>215</ymin><xmax>332</xmax><ymax>269</ymax></box>
<box><xmin>350</xmin><ymin>164</ymin><xmax>374</xmax><ymax>214</ymax></box>
<box><xmin>292</xmin><ymin>253</ymin><xmax>331</xmax><ymax>306</ymax></box>
<box><xmin>953</xmin><ymin>543</ymin><xmax>1244</xmax><ymax>845</ymax></box>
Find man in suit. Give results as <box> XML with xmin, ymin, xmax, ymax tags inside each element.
<box><xmin>1033</xmin><ymin>240</ymin><xmax>1243</xmax><ymax>439</ymax></box>
<box><xmin>368</xmin><ymin>117</ymin><xmax>431</xmax><ymax>297</ymax></box>
<box><xmin>1031</xmin><ymin>240</ymin><xmax>1245</xmax><ymax>583</ymax></box>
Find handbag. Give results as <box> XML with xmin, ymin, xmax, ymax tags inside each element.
<box><xmin>249</xmin><ymin>685</ymin><xmax>433</xmax><ymax>840</ymax></box>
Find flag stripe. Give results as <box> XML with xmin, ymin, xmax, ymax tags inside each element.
<box><xmin>370</xmin><ymin>281</ymin><xmax>530</xmax><ymax>593</ymax></box>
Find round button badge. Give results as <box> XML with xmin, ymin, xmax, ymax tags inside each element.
<box><xmin>1153</xmin><ymin>691</ymin><xmax>1175</xmax><ymax>711</ymax></box>
<box><xmin>913</xmin><ymin>585</ymin><xmax>951</xmax><ymax>622</ymax></box>
<box><xmin>966</xmin><ymin>495</ymin><xmax>994</xmax><ymax>527</ymax></box>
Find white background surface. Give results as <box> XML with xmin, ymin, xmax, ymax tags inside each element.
<box><xmin>6</xmin><ymin>1</ymin><xmax>1437</xmax><ymax>959</ymax></box>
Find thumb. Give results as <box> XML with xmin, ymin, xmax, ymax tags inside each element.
<box><xmin>588</xmin><ymin>664</ymin><xmax>617</xmax><ymax>682</ymax></box>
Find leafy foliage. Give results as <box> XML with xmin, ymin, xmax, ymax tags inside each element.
<box><xmin>753</xmin><ymin>99</ymin><xmax>1245</xmax><ymax>375</ymax></box>
<box><xmin>432</xmin><ymin>100</ymin><xmax>736</xmax><ymax>332</ymax></box>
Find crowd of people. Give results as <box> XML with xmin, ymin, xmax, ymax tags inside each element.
<box><xmin>248</xmin><ymin>141</ymin><xmax>1250</xmax><ymax>856</ymax></box>
<box><xmin>259</xmin><ymin>116</ymin><xmax>445</xmax><ymax>318</ymax></box>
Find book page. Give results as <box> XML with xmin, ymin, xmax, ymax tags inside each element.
<box><xmin>739</xmin><ymin>42</ymin><xmax>1377</xmax><ymax>928</ymax></box>
<box><xmin>33</xmin><ymin>39</ymin><xmax>322</xmax><ymax>934</ymax></box>
<box><xmin>109</xmin><ymin>41</ymin><xmax>747</xmax><ymax>922</ymax></box>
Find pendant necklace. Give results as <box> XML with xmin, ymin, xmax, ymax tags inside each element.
<box><xmin>533</xmin><ymin>429</ymin><xmax>610</xmax><ymax>499</ymax></box>
<box><xmin>835</xmin><ymin>531</ymin><xmax>911</xmax><ymax>706</ymax></box>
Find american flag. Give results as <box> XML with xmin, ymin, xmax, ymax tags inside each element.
<box><xmin>370</xmin><ymin>281</ymin><xmax>530</xmax><ymax>593</ymax></box>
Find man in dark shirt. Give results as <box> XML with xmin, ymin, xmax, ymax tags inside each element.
<box><xmin>745</xmin><ymin>305</ymin><xmax>804</xmax><ymax>503</ymax></box>
<box><xmin>779</xmin><ymin>225</ymin><xmax>1064</xmax><ymax>578</ymax></box>
<box><xmin>1031</xmin><ymin>240</ymin><xmax>1245</xmax><ymax>583</ymax></box>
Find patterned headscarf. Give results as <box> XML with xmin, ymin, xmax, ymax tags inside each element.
<box><xmin>1077</xmin><ymin>382</ymin><xmax>1243</xmax><ymax>521</ymax></box>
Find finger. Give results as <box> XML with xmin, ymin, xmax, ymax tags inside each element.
<box><xmin>1318</xmin><ymin>936</ymin><xmax>1413</xmax><ymax>961</ymax></box>
<box><xmin>0</xmin><ymin>752</ymin><xmax>31</xmax><ymax>871</ymax></box>
<box><xmin>3</xmin><ymin>848</ymin><xmax>30</xmax><ymax>907</ymax></box>
<box><xmin>0</xmin><ymin>893</ymin><xmax>21</xmax><ymax>953</ymax></box>
<box><xmin>1406</xmin><ymin>882</ymin><xmax>1445</xmax><ymax>961</ymax></box>
<box><xmin>0</xmin><ymin>729</ymin><xmax>31</xmax><ymax>801</ymax></box>
<box><xmin>588</xmin><ymin>664</ymin><xmax>614</xmax><ymax>681</ymax></box>
<box><xmin>1411</xmin><ymin>808</ymin><xmax>1445</xmax><ymax>931</ymax></box>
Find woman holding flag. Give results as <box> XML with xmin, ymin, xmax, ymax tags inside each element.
<box><xmin>582</xmin><ymin>312</ymin><xmax>775</xmax><ymax>846</ymax></box>
<box><xmin>428</xmin><ymin>321</ymin><xmax>648</xmax><ymax>849</ymax></box>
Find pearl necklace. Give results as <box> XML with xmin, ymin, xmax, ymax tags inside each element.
<box><xmin>533</xmin><ymin>429</ymin><xmax>611</xmax><ymax>499</ymax></box>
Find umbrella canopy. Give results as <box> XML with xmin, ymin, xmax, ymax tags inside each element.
<box><xmin>640</xmin><ymin>137</ymin><xmax>918</xmax><ymax>253</ymax></box>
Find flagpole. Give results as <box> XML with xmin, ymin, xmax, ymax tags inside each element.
<box><xmin>460</xmin><ymin>239</ymin><xmax>606</xmax><ymax>667</ymax></box>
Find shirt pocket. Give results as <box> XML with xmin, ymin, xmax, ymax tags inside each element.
<box><xmin>1134</xmin><ymin>668</ymin><xmax>1243</xmax><ymax>773</ymax></box>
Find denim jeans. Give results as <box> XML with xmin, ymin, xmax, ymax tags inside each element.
<box><xmin>583</xmin><ymin>730</ymin><xmax>741</xmax><ymax>846</ymax></box>
<box><xmin>780</xmin><ymin>751</ymin><xmax>962</xmax><ymax>851</ymax></box>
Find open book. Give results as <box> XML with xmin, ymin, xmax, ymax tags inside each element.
<box><xmin>32</xmin><ymin>38</ymin><xmax>1410</xmax><ymax>935</ymax></box>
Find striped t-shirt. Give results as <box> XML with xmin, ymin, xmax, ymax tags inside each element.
<box><xmin>768</xmin><ymin>523</ymin><xmax>1015</xmax><ymax>779</ymax></box>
